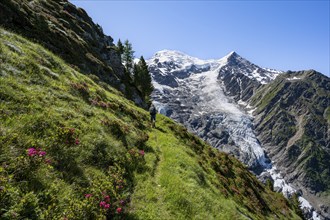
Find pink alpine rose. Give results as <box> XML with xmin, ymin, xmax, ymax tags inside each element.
<box><xmin>27</xmin><ymin>148</ymin><xmax>37</xmax><ymax>156</ymax></box>
<box><xmin>84</xmin><ymin>194</ymin><xmax>93</xmax><ymax>198</ymax></box>
<box><xmin>99</xmin><ymin>201</ymin><xmax>106</xmax><ymax>207</ymax></box>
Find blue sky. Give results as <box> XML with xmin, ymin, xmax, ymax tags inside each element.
<box><xmin>70</xmin><ymin>0</ymin><xmax>329</xmax><ymax>76</ymax></box>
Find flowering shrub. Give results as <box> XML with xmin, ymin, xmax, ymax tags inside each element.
<box><xmin>91</xmin><ymin>99</ymin><xmax>111</xmax><ymax>109</ymax></box>
<box><xmin>27</xmin><ymin>148</ymin><xmax>47</xmax><ymax>157</ymax></box>
<box><xmin>25</xmin><ymin>147</ymin><xmax>51</xmax><ymax>167</ymax></box>
<box><xmin>80</xmin><ymin>165</ymin><xmax>130</xmax><ymax>218</ymax></box>
<box><xmin>89</xmin><ymin>95</ymin><xmax>118</xmax><ymax>110</ymax></box>
<box><xmin>104</xmin><ymin>195</ymin><xmax>110</xmax><ymax>202</ymax></box>
<box><xmin>128</xmin><ymin>148</ymin><xmax>145</xmax><ymax>160</ymax></box>
<box><xmin>27</xmin><ymin>148</ymin><xmax>37</xmax><ymax>156</ymax></box>
<box><xmin>135</xmin><ymin>131</ymin><xmax>149</xmax><ymax>147</ymax></box>
<box><xmin>98</xmin><ymin>194</ymin><xmax>111</xmax><ymax>209</ymax></box>
<box><xmin>57</xmin><ymin>127</ymin><xmax>80</xmax><ymax>146</ymax></box>
<box><xmin>85</xmin><ymin>194</ymin><xmax>93</xmax><ymax>198</ymax></box>
<box><xmin>99</xmin><ymin>201</ymin><xmax>107</xmax><ymax>208</ymax></box>
<box><xmin>126</xmin><ymin>147</ymin><xmax>146</xmax><ymax>173</ymax></box>
<box><xmin>39</xmin><ymin>150</ymin><xmax>47</xmax><ymax>156</ymax></box>
<box><xmin>82</xmin><ymin>191</ymin><xmax>125</xmax><ymax>217</ymax></box>
<box><xmin>70</xmin><ymin>81</ymin><xmax>89</xmax><ymax>99</ymax></box>
<box><xmin>101</xmin><ymin>118</ymin><xmax>130</xmax><ymax>137</ymax></box>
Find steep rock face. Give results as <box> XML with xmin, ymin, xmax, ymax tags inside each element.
<box><xmin>0</xmin><ymin>0</ymin><xmax>144</xmax><ymax>106</ymax></box>
<box><xmin>218</xmin><ymin>68</ymin><xmax>260</xmax><ymax>102</ymax></box>
<box><xmin>251</xmin><ymin>70</ymin><xmax>330</xmax><ymax>219</ymax></box>
<box><xmin>218</xmin><ymin>52</ymin><xmax>281</xmax><ymax>102</ymax></box>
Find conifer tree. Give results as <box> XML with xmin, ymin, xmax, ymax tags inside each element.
<box><xmin>133</xmin><ymin>63</ymin><xmax>141</xmax><ymax>88</ymax></box>
<box><xmin>117</xmin><ymin>39</ymin><xmax>124</xmax><ymax>55</ymax></box>
<box><xmin>122</xmin><ymin>39</ymin><xmax>134</xmax><ymax>74</ymax></box>
<box><xmin>134</xmin><ymin>56</ymin><xmax>153</xmax><ymax>103</ymax></box>
<box><xmin>139</xmin><ymin>56</ymin><xmax>153</xmax><ymax>97</ymax></box>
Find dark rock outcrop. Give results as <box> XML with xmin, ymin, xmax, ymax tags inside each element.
<box><xmin>218</xmin><ymin>67</ymin><xmax>261</xmax><ymax>102</ymax></box>
<box><xmin>218</xmin><ymin>52</ymin><xmax>278</xmax><ymax>102</ymax></box>
<box><xmin>0</xmin><ymin>0</ymin><xmax>144</xmax><ymax>107</ymax></box>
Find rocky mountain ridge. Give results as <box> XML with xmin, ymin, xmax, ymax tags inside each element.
<box><xmin>148</xmin><ymin>50</ymin><xmax>329</xmax><ymax>219</ymax></box>
<box><xmin>251</xmin><ymin>70</ymin><xmax>330</xmax><ymax>219</ymax></box>
<box><xmin>0</xmin><ymin>0</ymin><xmax>145</xmax><ymax>107</ymax></box>
<box><xmin>218</xmin><ymin>51</ymin><xmax>281</xmax><ymax>102</ymax></box>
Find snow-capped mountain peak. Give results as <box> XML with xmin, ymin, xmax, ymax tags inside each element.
<box><xmin>223</xmin><ymin>51</ymin><xmax>238</xmax><ymax>61</ymax></box>
<box><xmin>148</xmin><ymin>50</ymin><xmax>282</xmax><ymax>84</ymax></box>
<box><xmin>152</xmin><ymin>49</ymin><xmax>210</xmax><ymax>64</ymax></box>
<box><xmin>149</xmin><ymin>50</ymin><xmax>216</xmax><ymax>76</ymax></box>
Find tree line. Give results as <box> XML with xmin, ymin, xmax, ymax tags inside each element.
<box><xmin>117</xmin><ymin>39</ymin><xmax>153</xmax><ymax>105</ymax></box>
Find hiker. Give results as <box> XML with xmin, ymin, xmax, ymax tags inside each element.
<box><xmin>149</xmin><ymin>104</ymin><xmax>157</xmax><ymax>128</ymax></box>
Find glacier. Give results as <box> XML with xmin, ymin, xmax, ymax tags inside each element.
<box><xmin>148</xmin><ymin>50</ymin><xmax>273</xmax><ymax>168</ymax></box>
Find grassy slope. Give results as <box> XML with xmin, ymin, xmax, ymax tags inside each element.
<box><xmin>0</xmin><ymin>29</ymin><xmax>300</xmax><ymax>219</ymax></box>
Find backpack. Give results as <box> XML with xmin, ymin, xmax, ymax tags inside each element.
<box><xmin>149</xmin><ymin>105</ymin><xmax>156</xmax><ymax>115</ymax></box>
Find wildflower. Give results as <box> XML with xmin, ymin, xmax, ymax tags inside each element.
<box><xmin>99</xmin><ymin>201</ymin><xmax>106</xmax><ymax>207</ymax></box>
<box><xmin>116</xmin><ymin>207</ymin><xmax>122</xmax><ymax>213</ymax></box>
<box><xmin>27</xmin><ymin>148</ymin><xmax>37</xmax><ymax>156</ymax></box>
<box><xmin>139</xmin><ymin>150</ymin><xmax>145</xmax><ymax>156</ymax></box>
<box><xmin>104</xmin><ymin>204</ymin><xmax>110</xmax><ymax>209</ymax></box>
<box><xmin>104</xmin><ymin>195</ymin><xmax>110</xmax><ymax>202</ymax></box>
<box><xmin>75</xmin><ymin>139</ymin><xmax>80</xmax><ymax>145</ymax></box>
<box><xmin>38</xmin><ymin>151</ymin><xmax>46</xmax><ymax>157</ymax></box>
<box><xmin>85</xmin><ymin>194</ymin><xmax>93</xmax><ymax>198</ymax></box>
<box><xmin>120</xmin><ymin>200</ymin><xmax>125</xmax><ymax>206</ymax></box>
